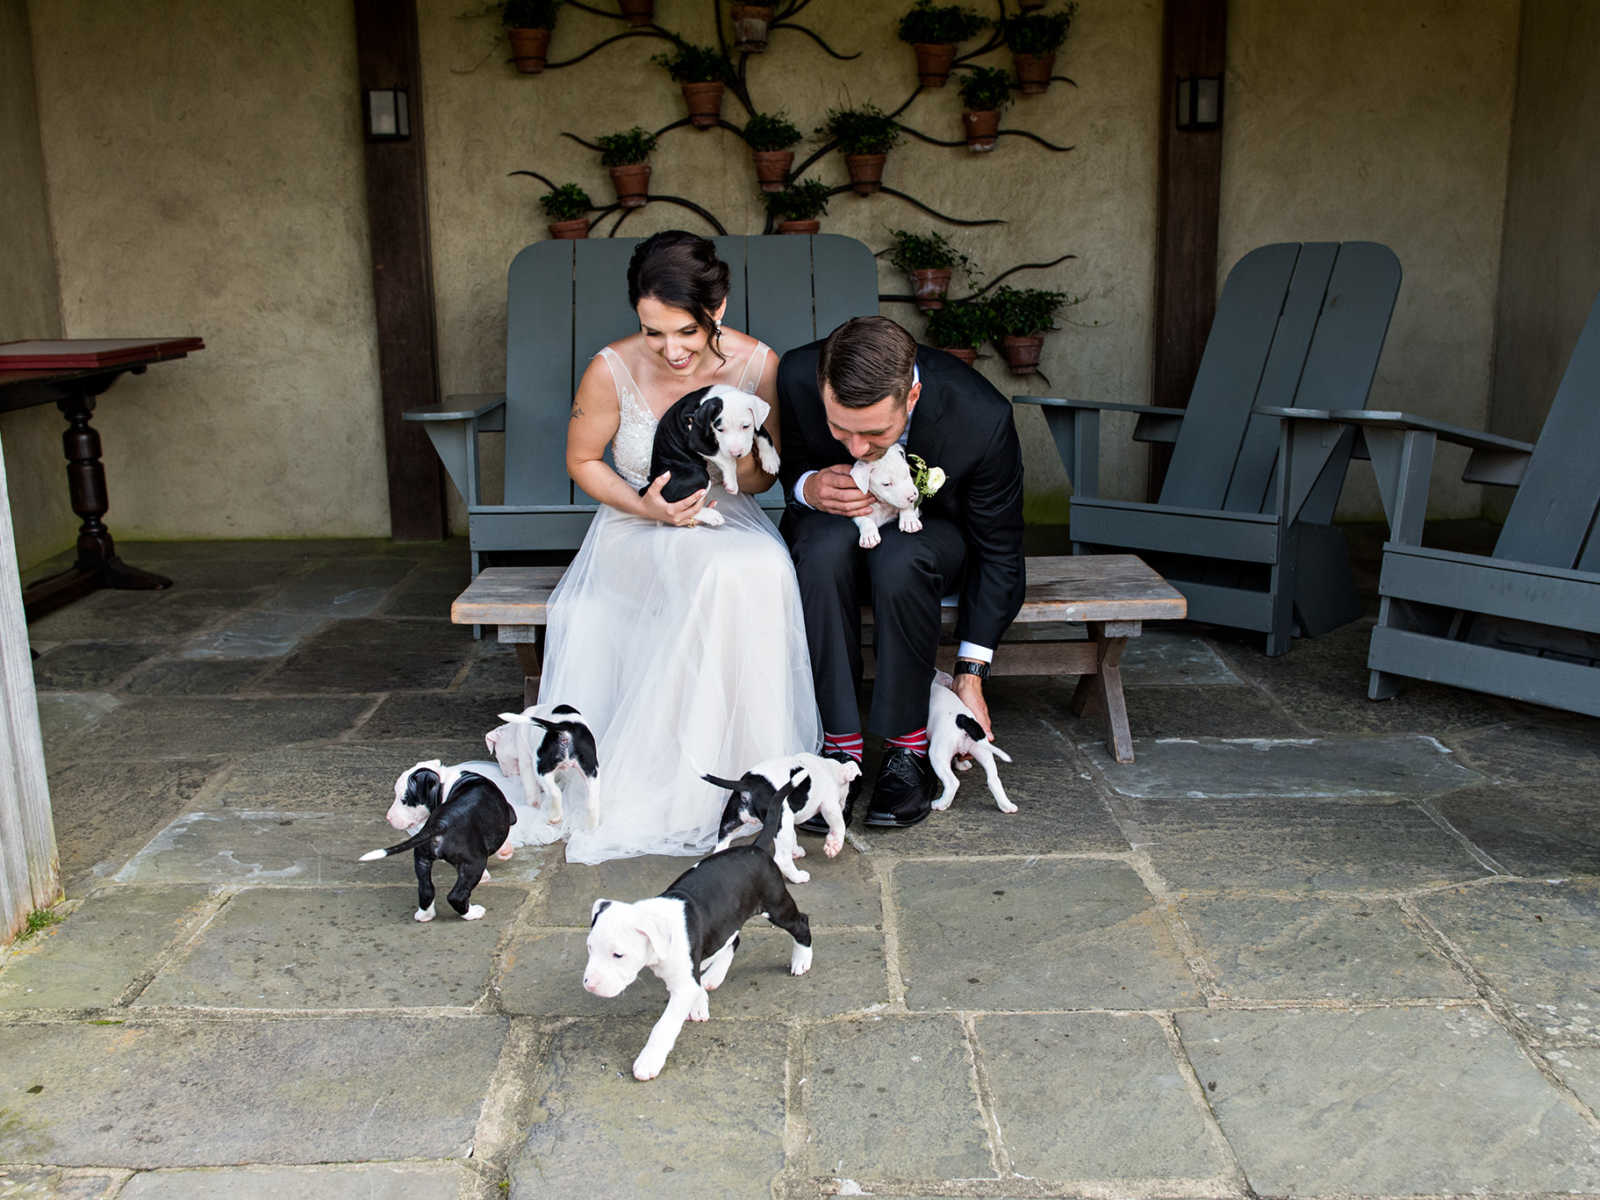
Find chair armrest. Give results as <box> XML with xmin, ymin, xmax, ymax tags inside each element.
<box><xmin>404</xmin><ymin>394</ymin><xmax>509</xmax><ymax>505</ymax></box>
<box><xmin>403</xmin><ymin>393</ymin><xmax>507</xmax><ymax>433</ymax></box>
<box><xmin>1014</xmin><ymin>396</ymin><xmax>1189</xmax><ymax>419</ymax></box>
<box><xmin>1259</xmin><ymin>406</ymin><xmax>1533</xmax><ymax>456</ymax></box>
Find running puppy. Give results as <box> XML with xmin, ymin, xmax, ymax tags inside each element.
<box><xmin>583</xmin><ymin>777</ymin><xmax>812</xmax><ymax>1081</ymax></box>
<box><xmin>643</xmin><ymin>384</ymin><xmax>780</xmax><ymax>520</ymax></box>
<box><xmin>362</xmin><ymin>761</ymin><xmax>516</xmax><ymax>921</ymax></box>
<box><xmin>849</xmin><ymin>443</ymin><xmax>922</xmax><ymax>549</ymax></box>
<box><xmin>487</xmin><ymin>704</ymin><xmax>601</xmax><ymax>829</ymax></box>
<box><xmin>927</xmin><ymin>670</ymin><xmax>1016</xmax><ymax>813</ymax></box>
<box><xmin>708</xmin><ymin>752</ymin><xmax>862</xmax><ymax>878</ymax></box>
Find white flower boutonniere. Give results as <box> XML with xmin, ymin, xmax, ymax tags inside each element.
<box><xmin>908</xmin><ymin>453</ymin><xmax>946</xmax><ymax>502</ymax></box>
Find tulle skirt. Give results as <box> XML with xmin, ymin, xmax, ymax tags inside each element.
<box><xmin>537</xmin><ymin>488</ymin><xmax>821</xmax><ymax>863</ymax></box>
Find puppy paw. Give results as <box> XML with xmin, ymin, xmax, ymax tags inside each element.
<box><xmin>548</xmin><ymin>811</ymin><xmax>562</xmax><ymax>825</ymax></box>
<box><xmin>789</xmin><ymin>943</ymin><xmax>813</xmax><ymax>976</ymax></box>
<box><xmin>495</xmin><ymin>843</ymin><xmax>514</xmax><ymax>860</ymax></box>
<box><xmin>956</xmin><ymin>759</ymin><xmax>975</xmax><ymax>772</ymax></box>
<box><xmin>414</xmin><ymin>905</ymin><xmax>436</xmax><ymax>923</ymax></box>
<box><xmin>824</xmin><ymin>833</ymin><xmax>843</xmax><ymax>857</ymax></box>
<box><xmin>858</xmin><ymin>526</ymin><xmax>881</xmax><ymax>549</ymax></box>
<box><xmin>480</xmin><ymin>869</ymin><xmax>491</xmax><ymax>882</ymax></box>
<box><xmin>931</xmin><ymin>794</ymin><xmax>953</xmax><ymax>811</ymax></box>
<box><xmin>633</xmin><ymin>1051</ymin><xmax>666</xmax><ymax>1082</ymax></box>
<box><xmin>791</xmin><ymin>843</ymin><xmax>806</xmax><ymax>859</ymax></box>
<box><xmin>698</xmin><ymin>508</ymin><xmax>727</xmax><ymax>527</ymax></box>
<box><xmin>463</xmin><ymin>904</ymin><xmax>486</xmax><ymax>920</ymax></box>
<box><xmin>997</xmin><ymin>799</ymin><xmax>1019</xmax><ymax>814</ymax></box>
<box><xmin>899</xmin><ymin>512</ymin><xmax>923</xmax><ymax>534</ymax></box>
<box><xmin>784</xmin><ymin>868</ymin><xmax>811</xmax><ymax>885</ymax></box>
<box><xmin>689</xmin><ymin>991</ymin><xmax>710</xmax><ymax>1022</ymax></box>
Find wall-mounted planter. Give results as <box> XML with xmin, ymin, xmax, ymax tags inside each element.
<box><xmin>845</xmin><ymin>153</ymin><xmax>886</xmax><ymax>195</ymax></box>
<box><xmin>1016</xmin><ymin>0</ymin><xmax>1046</xmax><ymax>9</ymax></box>
<box><xmin>911</xmin><ymin>268</ymin><xmax>952</xmax><ymax>311</ymax></box>
<box><xmin>1001</xmin><ymin>334</ymin><xmax>1044</xmax><ymax>373</ymax></box>
<box><xmin>547</xmin><ymin>218</ymin><xmax>590</xmax><ymax>239</ymax></box>
<box><xmin>731</xmin><ymin>3</ymin><xmax>776</xmax><ymax>52</ymax></box>
<box><xmin>608</xmin><ymin>163</ymin><xmax>652</xmax><ymax>207</ymax></box>
<box><xmin>618</xmin><ymin>0</ymin><xmax>654</xmax><ymax>25</ymax></box>
<box><xmin>936</xmin><ymin>345</ymin><xmax>978</xmax><ymax>365</ymax></box>
<box><xmin>962</xmin><ymin>109</ymin><xmax>1000</xmax><ymax>152</ymax></box>
<box><xmin>1013</xmin><ymin>51</ymin><xmax>1055</xmax><ymax>95</ymax></box>
<box><xmin>912</xmin><ymin>43</ymin><xmax>956</xmax><ymax>87</ymax></box>
<box><xmin>752</xmin><ymin>150</ymin><xmax>793</xmax><ymax>192</ymax></box>
<box><xmin>507</xmin><ymin>27</ymin><xmax>551</xmax><ymax>74</ymax></box>
<box><xmin>682</xmin><ymin>81</ymin><xmax>726</xmax><ymax>129</ymax></box>
<box><xmin>777</xmin><ymin>219</ymin><xmax>820</xmax><ymax>235</ymax></box>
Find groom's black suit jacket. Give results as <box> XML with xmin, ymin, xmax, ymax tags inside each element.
<box><xmin>777</xmin><ymin>341</ymin><xmax>1026</xmax><ymax>651</ymax></box>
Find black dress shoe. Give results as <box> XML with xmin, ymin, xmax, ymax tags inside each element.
<box><xmin>862</xmin><ymin>748</ymin><xmax>933</xmax><ymax>829</ymax></box>
<box><xmin>796</xmin><ymin>750</ymin><xmax>864</xmax><ymax>836</ymax></box>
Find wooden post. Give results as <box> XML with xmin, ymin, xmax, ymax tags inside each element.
<box><xmin>0</xmin><ymin>429</ymin><xmax>62</xmax><ymax>943</ymax></box>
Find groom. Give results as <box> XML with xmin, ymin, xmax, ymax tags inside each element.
<box><xmin>778</xmin><ymin>315</ymin><xmax>1025</xmax><ymax>829</ymax></box>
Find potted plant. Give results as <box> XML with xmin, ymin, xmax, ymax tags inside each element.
<box><xmin>763</xmin><ymin>179</ymin><xmax>832</xmax><ymax>234</ymax></box>
<box><xmin>1001</xmin><ymin>4</ymin><xmax>1075</xmax><ymax>94</ymax></box>
<box><xmin>503</xmin><ymin>0</ymin><xmax>560</xmax><ymax>74</ymax></box>
<box><xmin>817</xmin><ymin>104</ymin><xmax>902</xmax><ymax>195</ymax></box>
<box><xmin>990</xmin><ymin>284</ymin><xmax>1070</xmax><ymax>373</ymax></box>
<box><xmin>744</xmin><ymin>111</ymin><xmax>803</xmax><ymax>192</ymax></box>
<box><xmin>887</xmin><ymin>229</ymin><xmax>971</xmax><ymax>311</ymax></box>
<box><xmin>896</xmin><ymin>0</ymin><xmax>987</xmax><ymax>88</ymax></box>
<box><xmin>925</xmin><ymin>297</ymin><xmax>997</xmax><ymax>365</ymax></box>
<box><xmin>956</xmin><ymin>66</ymin><xmax>1012</xmax><ymax>151</ymax></box>
<box><xmin>618</xmin><ymin>0</ymin><xmax>653</xmax><ymax>25</ymax></box>
<box><xmin>653</xmin><ymin>41</ymin><xmax>734</xmax><ymax>129</ymax></box>
<box><xmin>596</xmin><ymin>127</ymin><xmax>657</xmax><ymax>208</ymax></box>
<box><xmin>730</xmin><ymin>2</ymin><xmax>776</xmax><ymax>52</ymax></box>
<box><xmin>539</xmin><ymin>183</ymin><xmax>593</xmax><ymax>238</ymax></box>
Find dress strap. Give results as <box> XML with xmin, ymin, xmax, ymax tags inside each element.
<box><xmin>735</xmin><ymin>343</ymin><xmax>770</xmax><ymax>394</ymax></box>
<box><xmin>595</xmin><ymin>346</ymin><xmax>648</xmax><ymax>415</ymax></box>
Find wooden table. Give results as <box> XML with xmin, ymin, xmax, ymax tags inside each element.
<box><xmin>0</xmin><ymin>338</ymin><xmax>204</xmax><ymax>621</ymax></box>
<box><xmin>452</xmin><ymin>554</ymin><xmax>1187</xmax><ymax>764</ymax></box>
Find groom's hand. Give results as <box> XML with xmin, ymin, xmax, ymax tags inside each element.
<box><xmin>953</xmin><ymin>672</ymin><xmax>993</xmax><ymax>742</ymax></box>
<box><xmin>804</xmin><ymin>464</ymin><xmax>874</xmax><ymax>518</ymax></box>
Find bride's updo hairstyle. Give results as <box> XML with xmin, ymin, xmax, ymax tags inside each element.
<box><xmin>627</xmin><ymin>230</ymin><xmax>732</xmax><ymax>363</ymax></box>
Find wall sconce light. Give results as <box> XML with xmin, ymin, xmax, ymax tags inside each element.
<box><xmin>1175</xmin><ymin>75</ymin><xmax>1222</xmax><ymax>132</ymax></box>
<box><xmin>366</xmin><ymin>88</ymin><xmax>410</xmax><ymax>141</ymax></box>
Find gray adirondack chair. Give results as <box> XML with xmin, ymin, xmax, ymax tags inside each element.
<box><xmin>1015</xmin><ymin>241</ymin><xmax>1402</xmax><ymax>655</ymax></box>
<box><xmin>403</xmin><ymin>235</ymin><xmax>879</xmax><ymax>567</ymax></box>
<box><xmin>1333</xmin><ymin>287</ymin><xmax>1600</xmax><ymax>715</ymax></box>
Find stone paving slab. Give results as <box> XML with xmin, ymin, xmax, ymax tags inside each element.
<box><xmin>358</xmin><ymin>692</ymin><xmax>518</xmax><ymax>742</ymax></box>
<box><xmin>1113</xmin><ymin>795</ymin><xmax>1492</xmax><ymax>894</ymax></box>
<box><xmin>511</xmin><ymin>1018</ymin><xmax>787</xmax><ymax>1198</ymax></box>
<box><xmin>35</xmin><ymin>692</ymin><xmax>121</xmax><ymax>758</ymax></box>
<box><xmin>136</xmin><ymin>886</ymin><xmax>523</xmax><ymax>1010</ymax></box>
<box><xmin>976</xmin><ymin>1012</ymin><xmax>1229</xmax><ymax>1182</ymax></box>
<box><xmin>0</xmin><ymin>1166</ymin><xmax>128</xmax><ymax>1198</ymax></box>
<box><xmin>1450</xmin><ymin>717</ymin><xmax>1600</xmax><ymax>784</ymax></box>
<box><xmin>177</xmin><ymin>610</ymin><xmax>330</xmax><ymax>660</ymax></box>
<box><xmin>74</xmin><ymin>697</ymin><xmax>372</xmax><ymax>759</ymax></box>
<box><xmin>895</xmin><ymin>859</ymin><xmax>1200</xmax><ymax>1011</ymax></box>
<box><xmin>1418</xmin><ymin>879</ymin><xmax>1600</xmax><ymax>1046</ymax></box>
<box><xmin>0</xmin><ymin>886</ymin><xmax>215</xmax><ymax>1011</ymax></box>
<box><xmin>1178</xmin><ymin>1005</ymin><xmax>1600</xmax><ymax>1195</ymax></box>
<box><xmin>1061</xmin><ymin>684</ymin><xmax>1305</xmax><ymax>744</ymax></box>
<box><xmin>1434</xmin><ymin>782</ymin><xmax>1600</xmax><ymax>877</ymax></box>
<box><xmin>0</xmin><ymin>1016</ymin><xmax>507</xmax><ymax>1167</ymax></box>
<box><xmin>801</xmin><ymin>1014</ymin><xmax>993</xmax><ymax>1182</ymax></box>
<box><xmin>32</xmin><ymin>641</ymin><xmax>167</xmax><ymax>690</ymax></box>
<box><xmin>255</xmin><ymin>619</ymin><xmax>473</xmax><ymax>694</ymax></box>
<box><xmin>498</xmin><ymin>927</ymin><xmax>888</xmax><ymax>1019</ymax></box>
<box><xmin>258</xmin><ymin>559</ymin><xmax>416</xmax><ymax>618</ymax></box>
<box><xmin>115</xmin><ymin>1163</ymin><xmax>466</xmax><ymax>1199</ymax></box>
<box><xmin>213</xmin><ymin>741</ymin><xmax>445</xmax><ymax>811</ymax></box>
<box><xmin>1551</xmin><ymin>1046</ymin><xmax>1600</xmax><ymax>1114</ymax></box>
<box><xmin>124</xmin><ymin>658</ymin><xmax>275</xmax><ymax>696</ymax></box>
<box><xmin>1175</xmin><ymin>895</ymin><xmax>1472</xmax><ymax>1002</ymax></box>
<box><xmin>1086</xmin><ymin>734</ymin><xmax>1481</xmax><ymax>798</ymax></box>
<box><xmin>25</xmin><ymin>591</ymin><xmax>233</xmax><ymax>641</ymax></box>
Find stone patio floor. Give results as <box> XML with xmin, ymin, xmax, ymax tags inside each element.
<box><xmin>6</xmin><ymin>533</ymin><xmax>1600</xmax><ymax>1199</ymax></box>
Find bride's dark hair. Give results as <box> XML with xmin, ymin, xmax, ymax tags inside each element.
<box><xmin>627</xmin><ymin>231</ymin><xmax>731</xmax><ymax>364</ymax></box>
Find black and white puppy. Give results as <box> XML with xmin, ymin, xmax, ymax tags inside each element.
<box><xmin>849</xmin><ymin>442</ymin><xmax>923</xmax><ymax>549</ymax></box>
<box><xmin>362</xmin><ymin>761</ymin><xmax>516</xmax><ymax>922</ymax></box>
<box><xmin>928</xmin><ymin>670</ymin><xmax>1016</xmax><ymax>814</ymax></box>
<box><xmin>708</xmin><ymin>752</ymin><xmax>862</xmax><ymax>879</ymax></box>
<box><xmin>642</xmin><ymin>383</ymin><xmax>780</xmax><ymax>517</ymax></box>
<box><xmin>583</xmin><ymin>777</ymin><xmax>812</xmax><ymax>1081</ymax></box>
<box><xmin>487</xmin><ymin>704</ymin><xmax>601</xmax><ymax>829</ymax></box>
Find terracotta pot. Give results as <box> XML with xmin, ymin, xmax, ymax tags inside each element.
<box><xmin>1017</xmin><ymin>0</ymin><xmax>1046</xmax><ymax>9</ymax></box>
<box><xmin>912</xmin><ymin>42</ymin><xmax>956</xmax><ymax>87</ymax></box>
<box><xmin>752</xmin><ymin>149</ymin><xmax>793</xmax><ymax>192</ymax></box>
<box><xmin>962</xmin><ymin>109</ymin><xmax>1000</xmax><ymax>152</ymax></box>
<box><xmin>1013</xmin><ymin>50</ymin><xmax>1055</xmax><ymax>95</ymax></box>
<box><xmin>506</xmin><ymin>26</ymin><xmax>551</xmax><ymax>74</ymax></box>
<box><xmin>681</xmin><ymin>81</ymin><xmax>725</xmax><ymax>130</ymax></box>
<box><xmin>1001</xmin><ymin>334</ymin><xmax>1044</xmax><ymax>374</ymax></box>
<box><xmin>935</xmin><ymin>345</ymin><xmax>978</xmax><ymax>366</ymax></box>
<box><xmin>845</xmin><ymin>152</ymin><xmax>886</xmax><ymax>196</ymax></box>
<box><xmin>547</xmin><ymin>217</ymin><xmax>590</xmax><ymax>239</ymax></box>
<box><xmin>608</xmin><ymin>162</ymin><xmax>652</xmax><ymax>208</ymax></box>
<box><xmin>730</xmin><ymin>3</ymin><xmax>775</xmax><ymax>52</ymax></box>
<box><xmin>777</xmin><ymin>219</ymin><xmax>820</xmax><ymax>235</ymax></box>
<box><xmin>911</xmin><ymin>268</ymin><xmax>953</xmax><ymax>312</ymax></box>
<box><xmin>618</xmin><ymin>0</ymin><xmax>654</xmax><ymax>25</ymax></box>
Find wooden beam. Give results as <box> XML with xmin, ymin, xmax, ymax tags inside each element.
<box><xmin>1149</xmin><ymin>0</ymin><xmax>1227</xmax><ymax>501</ymax></box>
<box><xmin>355</xmin><ymin>0</ymin><xmax>446</xmax><ymax>540</ymax></box>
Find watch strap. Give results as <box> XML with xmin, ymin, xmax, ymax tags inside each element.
<box><xmin>953</xmin><ymin>658</ymin><xmax>990</xmax><ymax>680</ymax></box>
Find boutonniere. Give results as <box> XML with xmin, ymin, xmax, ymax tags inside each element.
<box><xmin>908</xmin><ymin>452</ymin><xmax>946</xmax><ymax>501</ymax></box>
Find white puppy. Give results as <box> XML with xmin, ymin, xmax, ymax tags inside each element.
<box><xmin>485</xmin><ymin>703</ymin><xmax>601</xmax><ymax>829</ymax></box>
<box><xmin>927</xmin><ymin>670</ymin><xmax>1016</xmax><ymax>814</ymax></box>
<box><xmin>850</xmin><ymin>443</ymin><xmax>923</xmax><ymax>549</ymax></box>
<box><xmin>708</xmin><ymin>753</ymin><xmax>862</xmax><ymax>880</ymax></box>
<box><xmin>703</xmin><ymin>385</ymin><xmax>781</xmax><ymax>496</ymax></box>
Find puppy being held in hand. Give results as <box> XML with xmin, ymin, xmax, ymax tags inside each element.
<box><xmin>928</xmin><ymin>670</ymin><xmax>1016</xmax><ymax>814</ymax></box>
<box><xmin>642</xmin><ymin>384</ymin><xmax>780</xmax><ymax>524</ymax></box>
<box><xmin>849</xmin><ymin>443</ymin><xmax>924</xmax><ymax>549</ymax></box>
<box><xmin>583</xmin><ymin>775</ymin><xmax>813</xmax><ymax>1082</ymax></box>
<box><xmin>708</xmin><ymin>752</ymin><xmax>862</xmax><ymax>878</ymax></box>
<box><xmin>486</xmin><ymin>704</ymin><xmax>601</xmax><ymax>830</ymax></box>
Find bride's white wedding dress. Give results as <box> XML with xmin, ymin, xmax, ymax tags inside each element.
<box><xmin>538</xmin><ymin>343</ymin><xmax>822</xmax><ymax>863</ymax></box>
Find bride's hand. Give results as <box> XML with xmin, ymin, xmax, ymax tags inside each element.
<box><xmin>640</xmin><ymin>472</ymin><xmax>711</xmax><ymax>527</ymax></box>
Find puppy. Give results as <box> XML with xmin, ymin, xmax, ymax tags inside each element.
<box><xmin>385</xmin><ymin>757</ymin><xmax>543</xmax><ymax>859</ymax></box>
<box><xmin>486</xmin><ymin>704</ymin><xmax>601</xmax><ymax>829</ymax></box>
<box><xmin>642</xmin><ymin>383</ymin><xmax>780</xmax><ymax>519</ymax></box>
<box><xmin>928</xmin><ymin>670</ymin><xmax>1016</xmax><ymax>814</ymax></box>
<box><xmin>362</xmin><ymin>761</ymin><xmax>516</xmax><ymax>921</ymax></box>
<box><xmin>583</xmin><ymin>778</ymin><xmax>812</xmax><ymax>1081</ymax></box>
<box><xmin>849</xmin><ymin>443</ymin><xmax>922</xmax><ymax>549</ymax></box>
<box><xmin>708</xmin><ymin>752</ymin><xmax>862</xmax><ymax>877</ymax></box>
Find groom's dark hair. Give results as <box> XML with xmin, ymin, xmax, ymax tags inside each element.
<box><xmin>818</xmin><ymin>317</ymin><xmax>917</xmax><ymax>409</ymax></box>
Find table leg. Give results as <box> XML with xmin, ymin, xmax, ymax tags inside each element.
<box><xmin>1083</xmin><ymin>622</ymin><xmax>1135</xmax><ymax>764</ymax></box>
<box><xmin>514</xmin><ymin>630</ymin><xmax>544</xmax><ymax>709</ymax></box>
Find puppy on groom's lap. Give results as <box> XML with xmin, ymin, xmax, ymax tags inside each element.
<box><xmin>778</xmin><ymin>316</ymin><xmax>1025</xmax><ymax>830</ymax></box>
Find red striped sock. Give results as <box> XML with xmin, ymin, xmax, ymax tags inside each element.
<box><xmin>886</xmin><ymin>727</ymin><xmax>929</xmax><ymax>757</ymax></box>
<box><xmin>823</xmin><ymin>732</ymin><xmax>864</xmax><ymax>762</ymax></box>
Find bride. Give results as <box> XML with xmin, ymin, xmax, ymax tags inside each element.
<box><xmin>537</xmin><ymin>230</ymin><xmax>822</xmax><ymax>863</ymax></box>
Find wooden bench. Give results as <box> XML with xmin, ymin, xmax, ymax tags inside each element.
<box><xmin>453</xmin><ymin>554</ymin><xmax>1186</xmax><ymax>764</ymax></box>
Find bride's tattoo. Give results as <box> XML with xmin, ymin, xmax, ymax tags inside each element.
<box><xmin>570</xmin><ymin>404</ymin><xmax>585</xmax><ymax>419</ymax></box>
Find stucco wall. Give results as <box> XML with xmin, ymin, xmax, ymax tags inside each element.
<box><xmin>0</xmin><ymin>0</ymin><xmax>74</xmax><ymax>573</ymax></box>
<box><xmin>24</xmin><ymin>0</ymin><xmax>390</xmax><ymax>553</ymax></box>
<box><xmin>1220</xmin><ymin>0</ymin><xmax>1520</xmax><ymax>520</ymax></box>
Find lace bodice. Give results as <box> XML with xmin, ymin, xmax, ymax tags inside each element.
<box><xmin>596</xmin><ymin>344</ymin><xmax>769</xmax><ymax>489</ymax></box>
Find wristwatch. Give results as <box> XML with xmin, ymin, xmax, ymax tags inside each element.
<box><xmin>952</xmin><ymin>658</ymin><xmax>990</xmax><ymax>681</ymax></box>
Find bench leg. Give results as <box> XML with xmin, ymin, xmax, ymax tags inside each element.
<box><xmin>513</xmin><ymin>630</ymin><xmax>544</xmax><ymax>709</ymax></box>
<box><xmin>1080</xmin><ymin>623</ymin><xmax>1134</xmax><ymax>764</ymax></box>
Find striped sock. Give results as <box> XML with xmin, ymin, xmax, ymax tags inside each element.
<box><xmin>823</xmin><ymin>731</ymin><xmax>864</xmax><ymax>762</ymax></box>
<box><xmin>885</xmin><ymin>727</ymin><xmax>929</xmax><ymax>757</ymax></box>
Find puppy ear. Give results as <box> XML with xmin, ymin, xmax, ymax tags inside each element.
<box><xmin>689</xmin><ymin>395</ymin><xmax>724</xmax><ymax>454</ymax></box>
<box><xmin>590</xmin><ymin>898</ymin><xmax>612</xmax><ymax>927</ymax></box>
<box><xmin>636</xmin><ymin>911</ymin><xmax>675</xmax><ymax>964</ymax></box>
<box><xmin>850</xmin><ymin>459</ymin><xmax>873</xmax><ymax>495</ymax></box>
<box><xmin>498</xmin><ymin>711</ymin><xmax>528</xmax><ymax>724</ymax></box>
<box><xmin>748</xmin><ymin>394</ymin><xmax>771</xmax><ymax>430</ymax></box>
<box><xmin>485</xmin><ymin>727</ymin><xmax>502</xmax><ymax>753</ymax></box>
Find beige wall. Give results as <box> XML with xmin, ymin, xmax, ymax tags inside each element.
<box><xmin>1221</xmin><ymin>0</ymin><xmax>1520</xmax><ymax>520</ymax></box>
<box><xmin>0</xmin><ymin>0</ymin><xmax>74</xmax><ymax>572</ymax></box>
<box><xmin>23</xmin><ymin>0</ymin><xmax>389</xmax><ymax>561</ymax></box>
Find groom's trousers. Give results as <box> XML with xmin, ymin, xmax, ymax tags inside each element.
<box><xmin>783</xmin><ymin>506</ymin><xmax>966</xmax><ymax>737</ymax></box>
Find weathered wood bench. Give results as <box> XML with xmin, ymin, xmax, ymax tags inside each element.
<box><xmin>452</xmin><ymin>554</ymin><xmax>1186</xmax><ymax>763</ymax></box>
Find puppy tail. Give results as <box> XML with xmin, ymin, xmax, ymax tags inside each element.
<box><xmin>990</xmin><ymin>744</ymin><xmax>1013</xmax><ymax>763</ymax></box>
<box><xmin>358</xmin><ymin>828</ymin><xmax>432</xmax><ymax>862</ymax></box>
<box><xmin>701</xmin><ymin>771</ymin><xmax>745</xmax><ymax>792</ymax></box>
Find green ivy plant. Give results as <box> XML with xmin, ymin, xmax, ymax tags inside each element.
<box><xmin>651</xmin><ymin>40</ymin><xmax>734</xmax><ymax>84</ymax></box>
<box><xmin>989</xmin><ymin>284</ymin><xmax>1071</xmax><ymax>336</ymax></box>
<box><xmin>886</xmin><ymin>229</ymin><xmax>971</xmax><ymax>274</ymax></box>
<box><xmin>925</xmin><ymin>297</ymin><xmax>1000</xmax><ymax>351</ymax></box>
<box><xmin>596</xmin><ymin>127</ymin><xmax>658</xmax><ymax>166</ymax></box>
<box><xmin>957</xmin><ymin>65</ymin><xmax>1014</xmax><ymax>113</ymax></box>
<box><xmin>1001</xmin><ymin>5</ymin><xmax>1076</xmax><ymax>54</ymax></box>
<box><xmin>763</xmin><ymin>178</ymin><xmax>833</xmax><ymax>222</ymax></box>
<box><xmin>539</xmin><ymin>183</ymin><xmax>593</xmax><ymax>220</ymax></box>
<box><xmin>817</xmin><ymin>104</ymin><xmax>903</xmax><ymax>155</ymax></box>
<box><xmin>743</xmin><ymin>111</ymin><xmax>804</xmax><ymax>152</ymax></box>
<box><xmin>896</xmin><ymin>0</ymin><xmax>987</xmax><ymax>46</ymax></box>
<box><xmin>502</xmin><ymin>0</ymin><xmax>560</xmax><ymax>29</ymax></box>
